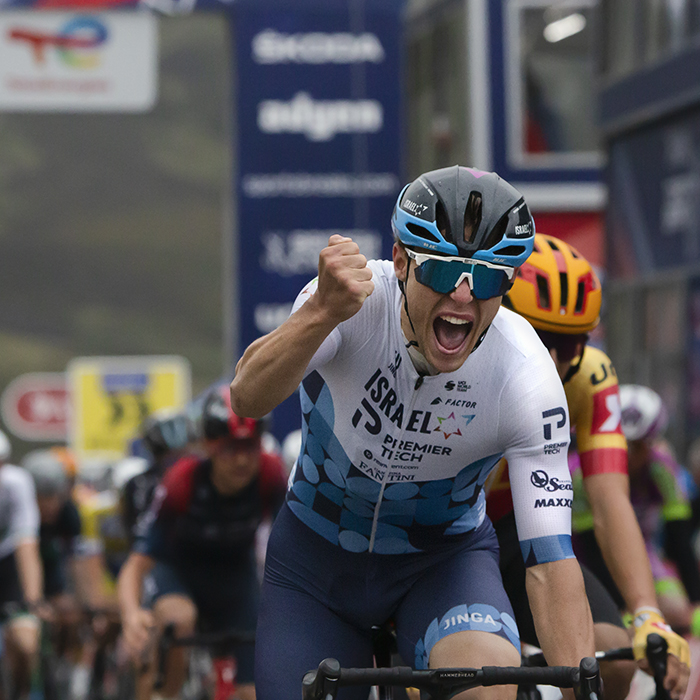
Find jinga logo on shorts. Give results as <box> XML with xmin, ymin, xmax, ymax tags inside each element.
<box><xmin>443</xmin><ymin>611</ymin><xmax>498</xmax><ymax>629</ymax></box>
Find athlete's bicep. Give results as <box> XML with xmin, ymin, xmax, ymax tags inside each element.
<box><xmin>502</xmin><ymin>357</ymin><xmax>574</xmax><ymax>566</ymax></box>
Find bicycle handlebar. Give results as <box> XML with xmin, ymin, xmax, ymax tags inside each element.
<box><xmin>302</xmin><ymin>656</ymin><xmax>602</xmax><ymax>700</ymax></box>
<box><xmin>153</xmin><ymin>624</ymin><xmax>256</xmax><ymax>690</ymax></box>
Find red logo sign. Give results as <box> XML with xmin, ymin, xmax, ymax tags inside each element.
<box><xmin>590</xmin><ymin>385</ymin><xmax>623</xmax><ymax>435</ymax></box>
<box><xmin>1</xmin><ymin>373</ymin><xmax>70</xmax><ymax>441</ymax></box>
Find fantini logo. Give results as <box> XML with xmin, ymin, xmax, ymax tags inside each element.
<box><xmin>9</xmin><ymin>17</ymin><xmax>108</xmax><ymax>68</ymax></box>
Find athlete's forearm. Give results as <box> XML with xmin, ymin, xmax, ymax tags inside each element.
<box><xmin>231</xmin><ymin>297</ymin><xmax>339</xmax><ymax>418</ymax></box>
<box><xmin>14</xmin><ymin>538</ymin><xmax>43</xmax><ymax>605</ymax></box>
<box><xmin>527</xmin><ymin>558</ymin><xmax>595</xmax><ymax>669</ymax></box>
<box><xmin>117</xmin><ymin>553</ymin><xmax>153</xmax><ymax>618</ymax></box>
<box><xmin>586</xmin><ymin>473</ymin><xmax>657</xmax><ymax>611</ymax></box>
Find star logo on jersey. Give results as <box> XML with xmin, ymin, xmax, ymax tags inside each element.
<box><xmin>434</xmin><ymin>412</ymin><xmax>463</xmax><ymax>439</ymax></box>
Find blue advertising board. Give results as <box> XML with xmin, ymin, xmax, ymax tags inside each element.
<box><xmin>233</xmin><ymin>0</ymin><xmax>404</xmax><ymax>440</ymax></box>
<box><xmin>607</xmin><ymin>106</ymin><xmax>700</xmax><ymax>279</ymax></box>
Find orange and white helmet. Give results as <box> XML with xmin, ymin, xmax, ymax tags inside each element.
<box><xmin>504</xmin><ymin>233</ymin><xmax>602</xmax><ymax>334</ymax></box>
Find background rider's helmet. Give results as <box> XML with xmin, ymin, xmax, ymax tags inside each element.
<box><xmin>110</xmin><ymin>456</ymin><xmax>149</xmax><ymax>493</ymax></box>
<box><xmin>140</xmin><ymin>408</ymin><xmax>190</xmax><ymax>459</ymax></box>
<box><xmin>21</xmin><ymin>449</ymin><xmax>70</xmax><ymax>497</ymax></box>
<box><xmin>502</xmin><ymin>233</ymin><xmax>602</xmax><ymax>335</ymax></box>
<box><xmin>619</xmin><ymin>384</ymin><xmax>668</xmax><ymax>442</ymax></box>
<box><xmin>391</xmin><ymin>165</ymin><xmax>535</xmax><ymax>267</ymax></box>
<box><xmin>281</xmin><ymin>428</ymin><xmax>302</xmax><ymax>475</ymax></box>
<box><xmin>0</xmin><ymin>429</ymin><xmax>10</xmax><ymax>463</ymax></box>
<box><xmin>201</xmin><ymin>387</ymin><xmax>262</xmax><ymax>442</ymax></box>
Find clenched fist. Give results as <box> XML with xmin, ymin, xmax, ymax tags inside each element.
<box><xmin>316</xmin><ymin>235</ymin><xmax>375</xmax><ymax>324</ymax></box>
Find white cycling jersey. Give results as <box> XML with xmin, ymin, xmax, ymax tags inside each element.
<box><xmin>287</xmin><ymin>260</ymin><xmax>574</xmax><ymax>561</ymax></box>
<box><xmin>0</xmin><ymin>464</ymin><xmax>40</xmax><ymax>560</ymax></box>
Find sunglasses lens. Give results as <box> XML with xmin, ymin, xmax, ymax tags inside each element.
<box><xmin>414</xmin><ymin>258</ymin><xmax>511</xmax><ymax>299</ymax></box>
<box><xmin>470</xmin><ymin>264</ymin><xmax>512</xmax><ymax>299</ymax></box>
<box><xmin>414</xmin><ymin>259</ymin><xmax>463</xmax><ymax>294</ymax></box>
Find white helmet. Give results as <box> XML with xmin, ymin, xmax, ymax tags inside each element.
<box><xmin>281</xmin><ymin>429</ymin><xmax>302</xmax><ymax>475</ymax></box>
<box><xmin>619</xmin><ymin>384</ymin><xmax>668</xmax><ymax>442</ymax></box>
<box><xmin>22</xmin><ymin>449</ymin><xmax>69</xmax><ymax>496</ymax></box>
<box><xmin>110</xmin><ymin>456</ymin><xmax>149</xmax><ymax>493</ymax></box>
<box><xmin>0</xmin><ymin>430</ymin><xmax>10</xmax><ymax>462</ymax></box>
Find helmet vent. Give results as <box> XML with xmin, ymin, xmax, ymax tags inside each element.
<box><xmin>575</xmin><ymin>281</ymin><xmax>586</xmax><ymax>313</ymax></box>
<box><xmin>496</xmin><ymin>246</ymin><xmax>526</xmax><ymax>257</ymax></box>
<box><xmin>536</xmin><ymin>274</ymin><xmax>551</xmax><ymax>309</ymax></box>
<box><xmin>560</xmin><ymin>273</ymin><xmax>569</xmax><ymax>306</ymax></box>
<box><xmin>463</xmin><ymin>192</ymin><xmax>483</xmax><ymax>243</ymax></box>
<box><xmin>406</xmin><ymin>222</ymin><xmax>441</xmax><ymax>244</ymax></box>
<box><xmin>483</xmin><ymin>211</ymin><xmax>509</xmax><ymax>250</ymax></box>
<box><xmin>546</xmin><ymin>239</ymin><xmax>561</xmax><ymax>252</ymax></box>
<box><xmin>436</xmin><ymin>200</ymin><xmax>451</xmax><ymax>238</ymax></box>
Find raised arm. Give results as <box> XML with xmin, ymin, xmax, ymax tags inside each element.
<box><xmin>231</xmin><ymin>235</ymin><xmax>374</xmax><ymax>418</ymax></box>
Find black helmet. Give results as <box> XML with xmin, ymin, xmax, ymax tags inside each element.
<box><xmin>201</xmin><ymin>387</ymin><xmax>263</xmax><ymax>442</ymax></box>
<box><xmin>140</xmin><ymin>409</ymin><xmax>190</xmax><ymax>459</ymax></box>
<box><xmin>391</xmin><ymin>165</ymin><xmax>534</xmax><ymax>266</ymax></box>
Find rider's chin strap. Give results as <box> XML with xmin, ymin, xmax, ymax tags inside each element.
<box><xmin>563</xmin><ymin>352</ymin><xmax>584</xmax><ymax>384</ymax></box>
<box><xmin>399</xmin><ymin>256</ymin><xmax>419</xmax><ymax>349</ymax></box>
<box><xmin>472</xmin><ymin>325</ymin><xmax>491</xmax><ymax>351</ymax></box>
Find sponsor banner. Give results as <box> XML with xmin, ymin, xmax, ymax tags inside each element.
<box><xmin>233</xmin><ymin>0</ymin><xmax>403</xmax><ymax>440</ymax></box>
<box><xmin>607</xmin><ymin>107</ymin><xmax>700</xmax><ymax>277</ymax></box>
<box><xmin>68</xmin><ymin>355</ymin><xmax>190</xmax><ymax>459</ymax></box>
<box><xmin>0</xmin><ymin>12</ymin><xmax>157</xmax><ymax>112</ymax></box>
<box><xmin>1</xmin><ymin>372</ymin><xmax>69</xmax><ymax>441</ymax></box>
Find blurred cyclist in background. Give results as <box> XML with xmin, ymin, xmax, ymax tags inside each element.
<box><xmin>487</xmin><ymin>234</ymin><xmax>689</xmax><ymax>698</ymax></box>
<box><xmin>118</xmin><ymin>385</ymin><xmax>288</xmax><ymax>700</ymax></box>
<box><xmin>121</xmin><ymin>409</ymin><xmax>190</xmax><ymax>545</ymax></box>
<box><xmin>0</xmin><ymin>431</ymin><xmax>45</xmax><ymax>700</ymax></box>
<box><xmin>616</xmin><ymin>384</ymin><xmax>700</xmax><ymax>637</ymax></box>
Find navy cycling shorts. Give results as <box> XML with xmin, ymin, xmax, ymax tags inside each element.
<box><xmin>143</xmin><ymin>556</ymin><xmax>258</xmax><ymax>684</ymax></box>
<box><xmin>255</xmin><ymin>504</ymin><xmax>518</xmax><ymax>700</ymax></box>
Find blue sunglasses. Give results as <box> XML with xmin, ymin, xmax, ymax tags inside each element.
<box><xmin>404</xmin><ymin>248</ymin><xmax>515</xmax><ymax>299</ymax></box>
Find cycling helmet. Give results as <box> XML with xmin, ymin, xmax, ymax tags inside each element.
<box><xmin>619</xmin><ymin>384</ymin><xmax>668</xmax><ymax>442</ymax></box>
<box><xmin>391</xmin><ymin>165</ymin><xmax>535</xmax><ymax>267</ymax></box>
<box><xmin>21</xmin><ymin>449</ymin><xmax>69</xmax><ymax>496</ymax></box>
<box><xmin>140</xmin><ymin>408</ymin><xmax>190</xmax><ymax>459</ymax></box>
<box><xmin>201</xmin><ymin>387</ymin><xmax>262</xmax><ymax>442</ymax></box>
<box><xmin>0</xmin><ymin>430</ymin><xmax>10</xmax><ymax>463</ymax></box>
<box><xmin>503</xmin><ymin>234</ymin><xmax>601</xmax><ymax>334</ymax></box>
<box><xmin>281</xmin><ymin>429</ymin><xmax>302</xmax><ymax>474</ymax></box>
<box><xmin>110</xmin><ymin>456</ymin><xmax>149</xmax><ymax>492</ymax></box>
<box><xmin>50</xmin><ymin>446</ymin><xmax>78</xmax><ymax>480</ymax></box>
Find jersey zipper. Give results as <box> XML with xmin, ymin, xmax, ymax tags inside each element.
<box><xmin>367</xmin><ymin>374</ymin><xmax>425</xmax><ymax>553</ymax></box>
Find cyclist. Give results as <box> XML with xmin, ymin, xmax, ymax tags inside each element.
<box><xmin>0</xmin><ymin>433</ymin><xmax>45</xmax><ymax>700</ymax></box>
<box><xmin>118</xmin><ymin>385</ymin><xmax>288</xmax><ymax>700</ymax></box>
<box><xmin>486</xmin><ymin>234</ymin><xmax>690</xmax><ymax>698</ymax></box>
<box><xmin>615</xmin><ymin>384</ymin><xmax>700</xmax><ymax>637</ymax></box>
<box><xmin>122</xmin><ymin>409</ymin><xmax>190</xmax><ymax>545</ymax></box>
<box><xmin>231</xmin><ymin>165</ymin><xmax>596</xmax><ymax>700</ymax></box>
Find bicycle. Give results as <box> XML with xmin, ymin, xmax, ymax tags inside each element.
<box><xmin>302</xmin><ymin>655</ymin><xmax>602</xmax><ymax>700</ymax></box>
<box><xmin>154</xmin><ymin>624</ymin><xmax>256</xmax><ymax>700</ymax></box>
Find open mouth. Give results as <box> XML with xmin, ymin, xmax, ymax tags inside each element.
<box><xmin>433</xmin><ymin>315</ymin><xmax>473</xmax><ymax>353</ymax></box>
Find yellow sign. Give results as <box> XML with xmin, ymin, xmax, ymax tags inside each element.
<box><xmin>68</xmin><ymin>356</ymin><xmax>191</xmax><ymax>459</ymax></box>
